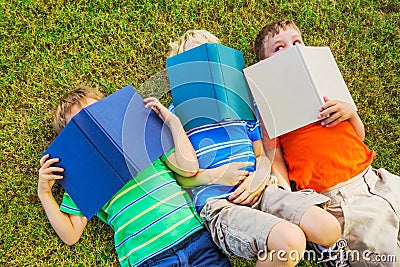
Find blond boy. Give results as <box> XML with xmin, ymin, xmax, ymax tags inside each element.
<box><xmin>166</xmin><ymin>30</ymin><xmax>345</xmax><ymax>267</ymax></box>
<box><xmin>38</xmin><ymin>86</ymin><xmax>231</xmax><ymax>267</ymax></box>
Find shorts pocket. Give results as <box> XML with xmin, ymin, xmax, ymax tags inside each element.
<box><xmin>223</xmin><ymin>223</ymin><xmax>258</xmax><ymax>260</ymax></box>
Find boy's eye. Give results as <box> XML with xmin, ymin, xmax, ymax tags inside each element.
<box><xmin>293</xmin><ymin>41</ymin><xmax>302</xmax><ymax>46</ymax></box>
<box><xmin>275</xmin><ymin>46</ymin><xmax>283</xmax><ymax>52</ymax></box>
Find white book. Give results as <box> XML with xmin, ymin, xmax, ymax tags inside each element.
<box><xmin>243</xmin><ymin>45</ymin><xmax>356</xmax><ymax>138</ymax></box>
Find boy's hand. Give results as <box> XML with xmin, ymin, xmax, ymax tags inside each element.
<box><xmin>208</xmin><ymin>162</ymin><xmax>254</xmax><ymax>186</ymax></box>
<box><xmin>144</xmin><ymin>97</ymin><xmax>178</xmax><ymax>126</ymax></box>
<box><xmin>38</xmin><ymin>154</ymin><xmax>64</xmax><ymax>197</ymax></box>
<box><xmin>318</xmin><ymin>96</ymin><xmax>357</xmax><ymax>127</ymax></box>
<box><xmin>228</xmin><ymin>171</ymin><xmax>270</xmax><ymax>206</ymax></box>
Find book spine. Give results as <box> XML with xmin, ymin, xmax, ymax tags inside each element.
<box><xmin>297</xmin><ymin>46</ymin><xmax>324</xmax><ymax>105</ymax></box>
<box><xmin>207</xmin><ymin>44</ymin><xmax>230</xmax><ymax>119</ymax></box>
<box><xmin>224</xmin><ymin>50</ymin><xmax>256</xmax><ymax>121</ymax></box>
<box><xmin>210</xmin><ymin>45</ymin><xmax>255</xmax><ymax>122</ymax></box>
<box><xmin>74</xmin><ymin>110</ymin><xmax>141</xmax><ymax>184</ymax></box>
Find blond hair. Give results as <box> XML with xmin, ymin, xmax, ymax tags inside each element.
<box><xmin>253</xmin><ymin>20</ymin><xmax>301</xmax><ymax>60</ymax></box>
<box><xmin>52</xmin><ymin>86</ymin><xmax>104</xmax><ymax>133</ymax></box>
<box><xmin>168</xmin><ymin>30</ymin><xmax>220</xmax><ymax>57</ymax></box>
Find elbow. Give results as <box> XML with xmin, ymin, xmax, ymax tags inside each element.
<box><xmin>61</xmin><ymin>235</ymin><xmax>81</xmax><ymax>246</ymax></box>
<box><xmin>185</xmin><ymin>169</ymin><xmax>199</xmax><ymax>177</ymax></box>
<box><xmin>181</xmin><ymin>164</ymin><xmax>199</xmax><ymax>177</ymax></box>
<box><xmin>64</xmin><ymin>240</ymin><xmax>77</xmax><ymax>246</ymax></box>
<box><xmin>359</xmin><ymin>131</ymin><xmax>365</xmax><ymax>141</ymax></box>
<box><xmin>356</xmin><ymin>129</ymin><xmax>365</xmax><ymax>141</ymax></box>
<box><xmin>183</xmin><ymin>159</ymin><xmax>199</xmax><ymax>177</ymax></box>
<box><xmin>174</xmin><ymin>174</ymin><xmax>193</xmax><ymax>187</ymax></box>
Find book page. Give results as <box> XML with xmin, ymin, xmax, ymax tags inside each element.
<box><xmin>299</xmin><ymin>46</ymin><xmax>356</xmax><ymax>108</ymax></box>
<box><xmin>244</xmin><ymin>46</ymin><xmax>322</xmax><ymax>138</ymax></box>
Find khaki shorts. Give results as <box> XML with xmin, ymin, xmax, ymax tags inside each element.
<box><xmin>322</xmin><ymin>167</ymin><xmax>400</xmax><ymax>267</ymax></box>
<box><xmin>200</xmin><ymin>184</ymin><xmax>330</xmax><ymax>260</ymax></box>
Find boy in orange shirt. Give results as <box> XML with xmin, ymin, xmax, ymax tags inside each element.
<box><xmin>254</xmin><ymin>20</ymin><xmax>400</xmax><ymax>267</ymax></box>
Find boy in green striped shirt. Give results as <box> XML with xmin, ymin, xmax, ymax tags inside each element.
<box><xmin>38</xmin><ymin>86</ymin><xmax>231</xmax><ymax>266</ymax></box>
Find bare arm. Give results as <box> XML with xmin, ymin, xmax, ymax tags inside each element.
<box><xmin>174</xmin><ymin>161</ymin><xmax>254</xmax><ymax>187</ymax></box>
<box><xmin>260</xmin><ymin>117</ymin><xmax>291</xmax><ymax>190</ymax></box>
<box><xmin>347</xmin><ymin>113</ymin><xmax>365</xmax><ymax>141</ymax></box>
<box><xmin>266</xmin><ymin>147</ymin><xmax>291</xmax><ymax>190</ymax></box>
<box><xmin>38</xmin><ymin>155</ymin><xmax>87</xmax><ymax>245</ymax></box>
<box><xmin>144</xmin><ymin>98</ymin><xmax>199</xmax><ymax>177</ymax></box>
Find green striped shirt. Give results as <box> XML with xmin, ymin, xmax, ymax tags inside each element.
<box><xmin>60</xmin><ymin>155</ymin><xmax>203</xmax><ymax>266</ymax></box>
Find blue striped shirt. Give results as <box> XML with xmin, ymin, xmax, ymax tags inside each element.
<box><xmin>168</xmin><ymin>103</ymin><xmax>262</xmax><ymax>213</ymax></box>
<box><xmin>187</xmin><ymin>120</ymin><xmax>261</xmax><ymax>213</ymax></box>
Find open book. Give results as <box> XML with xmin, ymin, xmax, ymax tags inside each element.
<box><xmin>44</xmin><ymin>85</ymin><xmax>174</xmax><ymax>218</ymax></box>
<box><xmin>244</xmin><ymin>45</ymin><xmax>356</xmax><ymax>138</ymax></box>
<box><xmin>166</xmin><ymin>43</ymin><xmax>255</xmax><ymax>130</ymax></box>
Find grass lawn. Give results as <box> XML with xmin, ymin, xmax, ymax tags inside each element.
<box><xmin>1</xmin><ymin>0</ymin><xmax>398</xmax><ymax>266</ymax></box>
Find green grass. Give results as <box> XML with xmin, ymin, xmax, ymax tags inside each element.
<box><xmin>1</xmin><ymin>0</ymin><xmax>398</xmax><ymax>266</ymax></box>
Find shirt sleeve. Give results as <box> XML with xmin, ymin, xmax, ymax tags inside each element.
<box><xmin>60</xmin><ymin>193</ymin><xmax>85</xmax><ymax>216</ymax></box>
<box><xmin>168</xmin><ymin>103</ymin><xmax>175</xmax><ymax>113</ymax></box>
<box><xmin>252</xmin><ymin>99</ymin><xmax>261</xmax><ymax>121</ymax></box>
<box><xmin>246</xmin><ymin>120</ymin><xmax>262</xmax><ymax>142</ymax></box>
<box><xmin>160</xmin><ymin>147</ymin><xmax>176</xmax><ymax>163</ymax></box>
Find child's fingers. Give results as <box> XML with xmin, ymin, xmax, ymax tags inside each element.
<box><xmin>235</xmin><ymin>170</ymin><xmax>249</xmax><ymax>179</ymax></box>
<box><xmin>318</xmin><ymin>103</ymin><xmax>340</xmax><ymax>119</ymax></box>
<box><xmin>231</xmin><ymin>190</ymin><xmax>250</xmax><ymax>204</ymax></box>
<box><xmin>45</xmin><ymin>166</ymin><xmax>64</xmax><ymax>174</ymax></box>
<box><xmin>319</xmin><ymin>100</ymin><xmax>336</xmax><ymax>113</ymax></box>
<box><xmin>228</xmin><ymin>185</ymin><xmax>245</xmax><ymax>201</ymax></box>
<box><xmin>236</xmin><ymin>170</ymin><xmax>250</xmax><ymax>177</ymax></box>
<box><xmin>233</xmin><ymin>172</ymin><xmax>249</xmax><ymax>185</ymax></box>
<box><xmin>239</xmin><ymin>193</ymin><xmax>256</xmax><ymax>206</ymax></box>
<box><xmin>143</xmin><ymin>97</ymin><xmax>159</xmax><ymax>109</ymax></box>
<box><xmin>143</xmin><ymin>97</ymin><xmax>157</xmax><ymax>103</ymax></box>
<box><xmin>40</xmin><ymin>157</ymin><xmax>60</xmax><ymax>169</ymax></box>
<box><xmin>40</xmin><ymin>154</ymin><xmax>50</xmax><ymax>165</ymax></box>
<box><xmin>42</xmin><ymin>174</ymin><xmax>64</xmax><ymax>180</ymax></box>
<box><xmin>238</xmin><ymin>162</ymin><xmax>254</xmax><ymax>168</ymax></box>
<box><xmin>144</xmin><ymin>102</ymin><xmax>158</xmax><ymax>109</ymax></box>
<box><xmin>321</xmin><ymin>113</ymin><xmax>344</xmax><ymax>127</ymax></box>
<box><xmin>144</xmin><ymin>99</ymin><xmax>167</xmax><ymax>119</ymax></box>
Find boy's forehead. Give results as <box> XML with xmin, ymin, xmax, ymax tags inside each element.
<box><xmin>184</xmin><ymin>36</ymin><xmax>208</xmax><ymax>51</ymax></box>
<box><xmin>266</xmin><ymin>27</ymin><xmax>302</xmax><ymax>44</ymax></box>
<box><xmin>65</xmin><ymin>97</ymin><xmax>98</xmax><ymax>123</ymax></box>
<box><xmin>270</xmin><ymin>26</ymin><xmax>300</xmax><ymax>39</ymax></box>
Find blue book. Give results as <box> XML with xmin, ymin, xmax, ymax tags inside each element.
<box><xmin>166</xmin><ymin>43</ymin><xmax>256</xmax><ymax>130</ymax></box>
<box><xmin>44</xmin><ymin>85</ymin><xmax>174</xmax><ymax>219</ymax></box>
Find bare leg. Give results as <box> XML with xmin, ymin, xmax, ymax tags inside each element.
<box><xmin>256</xmin><ymin>221</ymin><xmax>306</xmax><ymax>267</ymax></box>
<box><xmin>300</xmin><ymin>205</ymin><xmax>341</xmax><ymax>248</ymax></box>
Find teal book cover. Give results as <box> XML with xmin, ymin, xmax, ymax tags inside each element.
<box><xmin>166</xmin><ymin>43</ymin><xmax>255</xmax><ymax>130</ymax></box>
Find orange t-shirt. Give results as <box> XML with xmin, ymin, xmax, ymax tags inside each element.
<box><xmin>278</xmin><ymin>121</ymin><xmax>375</xmax><ymax>192</ymax></box>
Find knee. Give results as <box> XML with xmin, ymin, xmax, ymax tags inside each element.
<box><xmin>268</xmin><ymin>221</ymin><xmax>306</xmax><ymax>259</ymax></box>
<box><xmin>300</xmin><ymin>206</ymin><xmax>341</xmax><ymax>247</ymax></box>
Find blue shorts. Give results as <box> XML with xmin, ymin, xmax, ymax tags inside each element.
<box><xmin>139</xmin><ymin>229</ymin><xmax>232</xmax><ymax>267</ymax></box>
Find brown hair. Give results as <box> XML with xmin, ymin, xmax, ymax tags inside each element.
<box><xmin>52</xmin><ymin>86</ymin><xmax>104</xmax><ymax>133</ymax></box>
<box><xmin>168</xmin><ymin>30</ymin><xmax>220</xmax><ymax>57</ymax></box>
<box><xmin>253</xmin><ymin>20</ymin><xmax>301</xmax><ymax>60</ymax></box>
